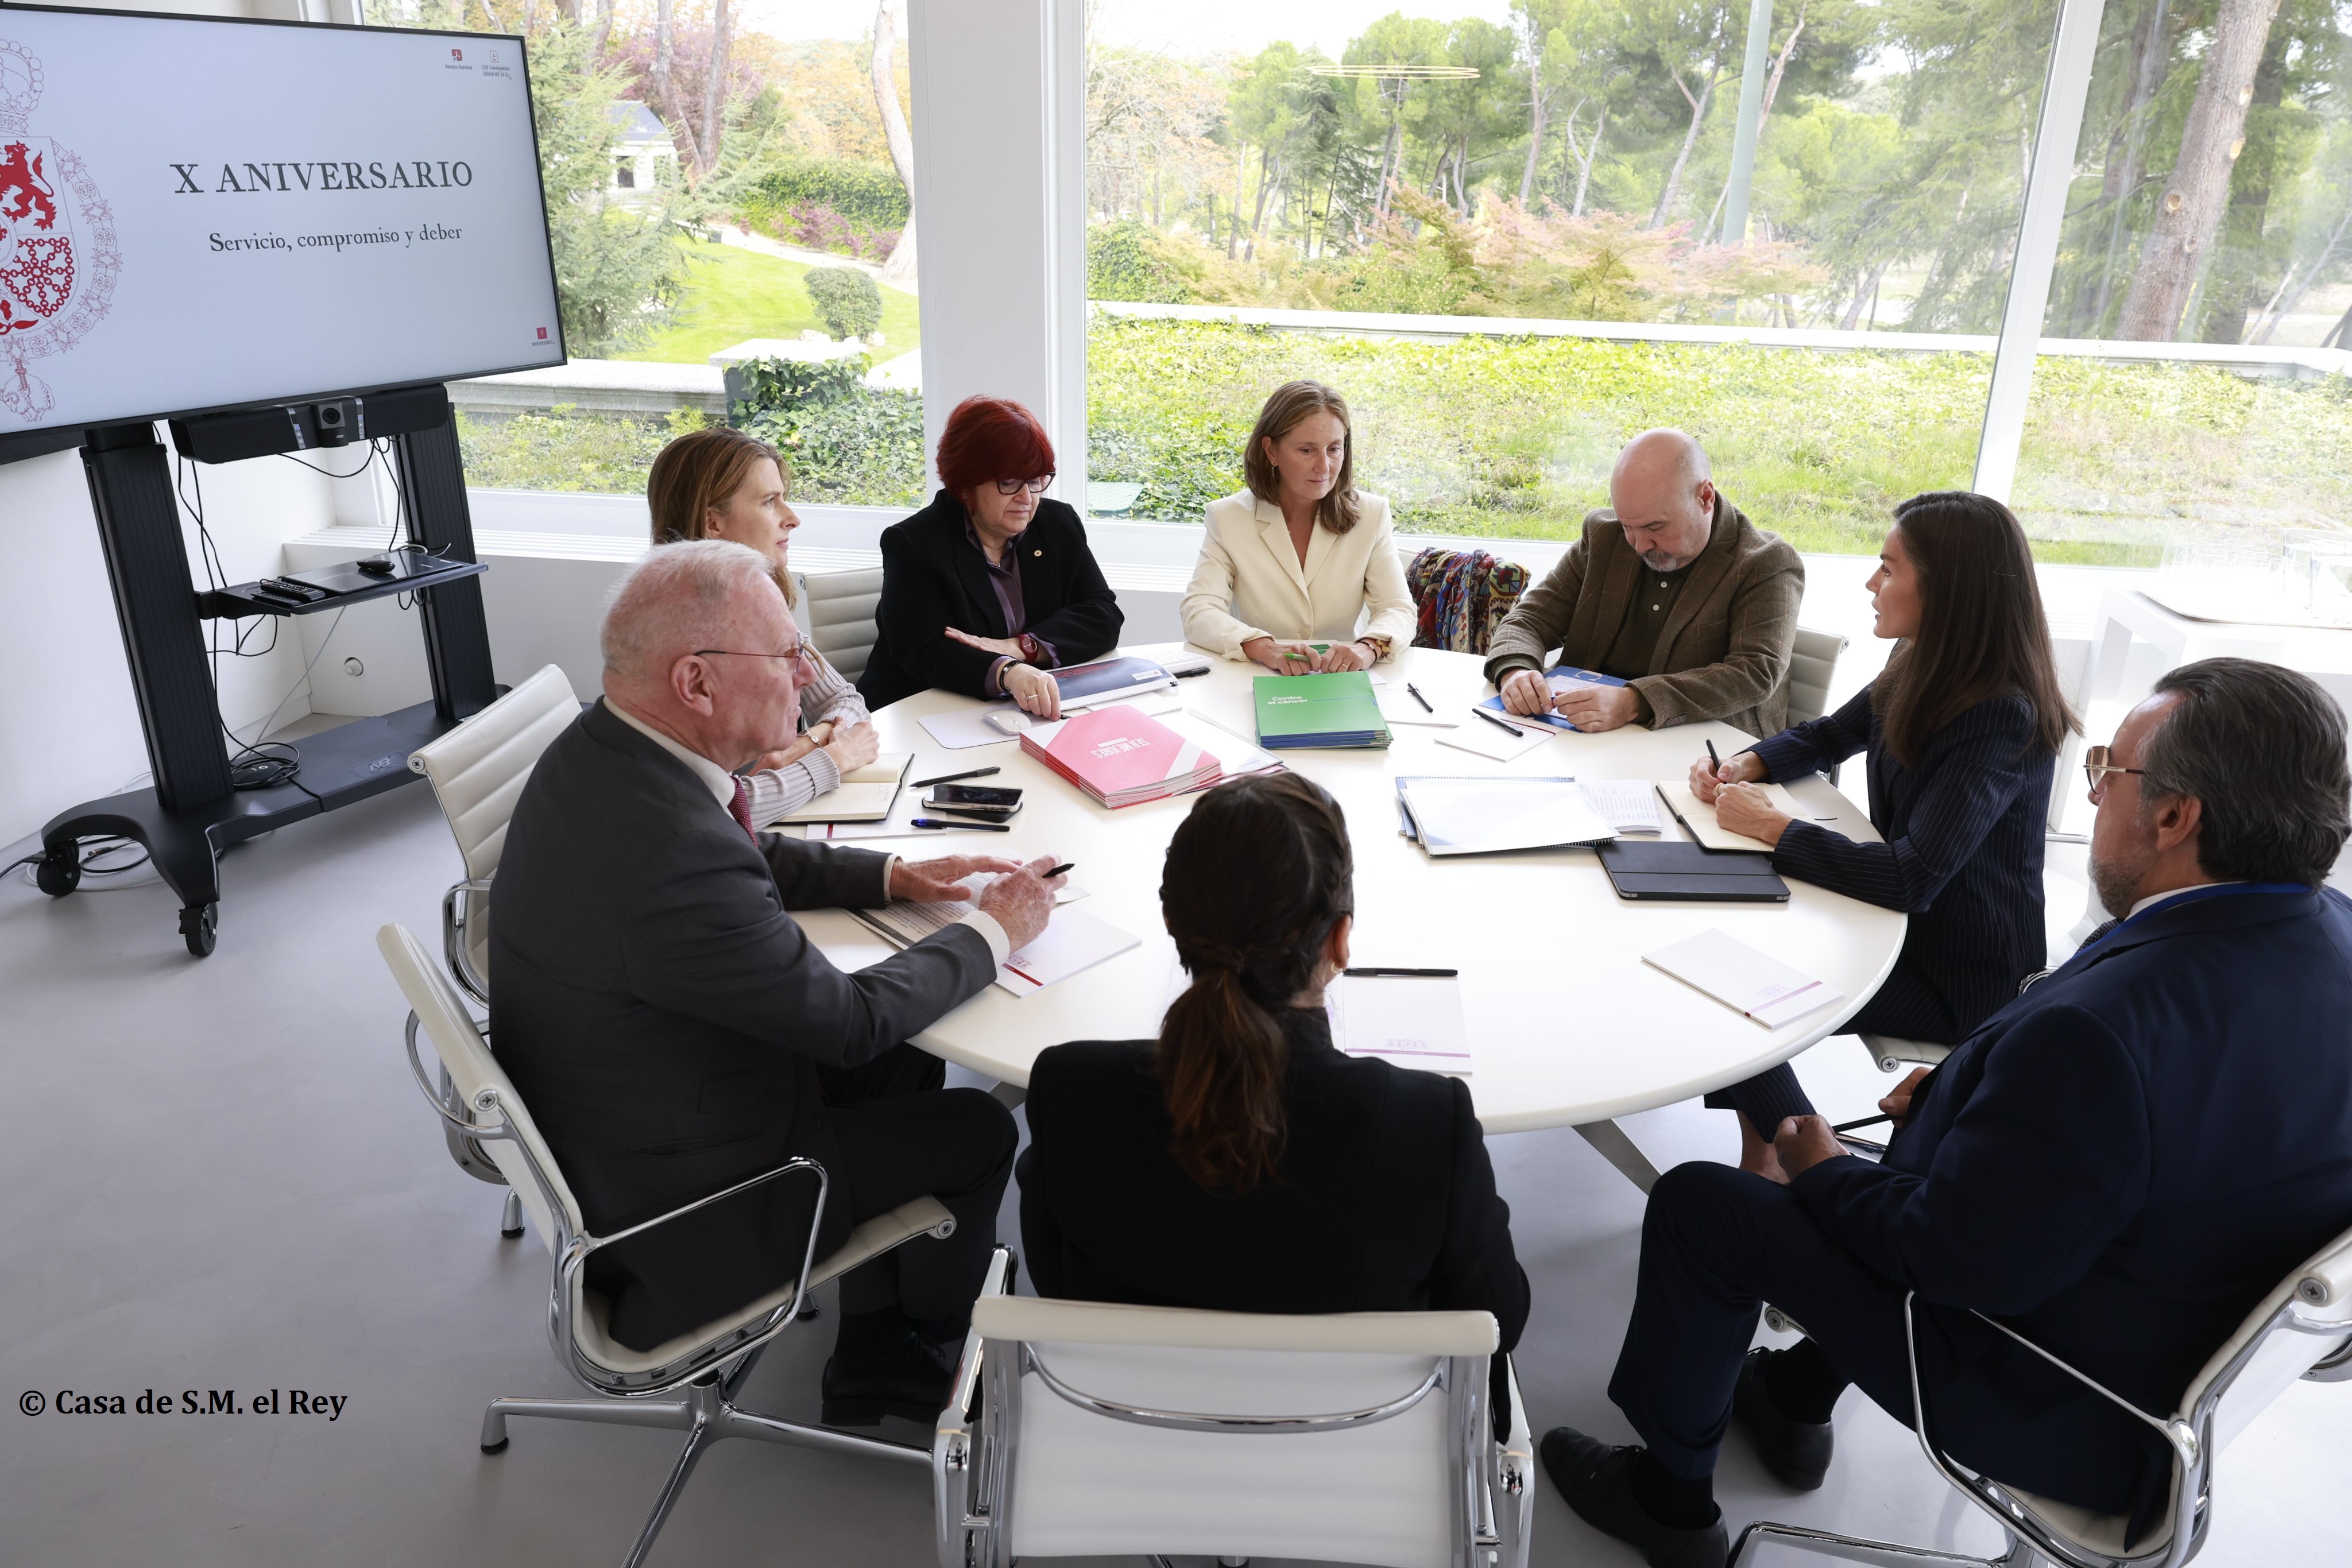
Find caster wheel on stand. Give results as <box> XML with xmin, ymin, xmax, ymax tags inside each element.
<box><xmin>35</xmin><ymin>850</ymin><xmax>80</xmax><ymax>897</ymax></box>
<box><xmin>179</xmin><ymin>902</ymin><xmax>218</xmax><ymax>958</ymax></box>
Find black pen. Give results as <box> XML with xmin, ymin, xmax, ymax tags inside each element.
<box><xmin>912</xmin><ymin>766</ymin><xmax>1001</xmax><ymax>789</ymax></box>
<box><xmin>1046</xmin><ymin>862</ymin><xmax>1076</xmax><ymax>877</ymax></box>
<box><xmin>1406</xmin><ymin>682</ymin><xmax>1434</xmax><ymax>713</ymax></box>
<box><xmin>1344</xmin><ymin>967</ymin><xmax>1460</xmax><ymax>978</ymax></box>
<box><xmin>1705</xmin><ymin>739</ymin><xmax>1723</xmax><ymax>775</ymax></box>
<box><xmin>1832</xmin><ymin>1113</ymin><xmax>1891</xmax><ymax>1133</ymax></box>
<box><xmin>912</xmin><ymin>818</ymin><xmax>1011</xmax><ymax>831</ymax></box>
<box><xmin>1474</xmin><ymin>706</ymin><xmax>1526</xmax><ymax>738</ymax></box>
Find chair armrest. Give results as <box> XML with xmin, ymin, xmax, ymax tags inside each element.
<box><xmin>1902</xmin><ymin>1293</ymin><xmax>2199</xmax><ymax>1475</ymax></box>
<box><xmin>404</xmin><ymin>1010</ymin><xmax>504</xmax><ymax>1139</ymax></box>
<box><xmin>576</xmin><ymin>1157</ymin><xmax>826</xmax><ymax>1257</ymax></box>
<box><xmin>935</xmin><ymin>1246</ymin><xmax>1015</xmax><ymax>1568</ymax></box>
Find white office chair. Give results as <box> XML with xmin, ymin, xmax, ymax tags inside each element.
<box><xmin>934</xmin><ymin>1288</ymin><xmax>1533</xmax><ymax>1568</ymax></box>
<box><xmin>405</xmin><ymin>664</ymin><xmax>583</xmax><ymax>1235</ymax></box>
<box><xmin>1786</xmin><ymin>626</ymin><xmax>1848</xmax><ymax>730</ymax></box>
<box><xmin>378</xmin><ymin>923</ymin><xmax>955</xmax><ymax>1568</ymax></box>
<box><xmin>407</xmin><ymin>662</ymin><xmax>582</xmax><ymax>1006</ymax></box>
<box><xmin>796</xmin><ymin>567</ymin><xmax>885</xmax><ymax>684</ymax></box>
<box><xmin>1734</xmin><ymin>1221</ymin><xmax>2352</xmax><ymax>1568</ymax></box>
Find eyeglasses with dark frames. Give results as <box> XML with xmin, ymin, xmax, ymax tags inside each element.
<box><xmin>991</xmin><ymin>474</ymin><xmax>1055</xmax><ymax>496</ymax></box>
<box><xmin>2082</xmin><ymin>744</ymin><xmax>2147</xmax><ymax>795</ymax></box>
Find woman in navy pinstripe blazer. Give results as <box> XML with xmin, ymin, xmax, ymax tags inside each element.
<box><xmin>1692</xmin><ymin>491</ymin><xmax>2079</xmax><ymax>1180</ymax></box>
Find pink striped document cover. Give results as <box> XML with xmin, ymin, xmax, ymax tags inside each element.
<box><xmin>1020</xmin><ymin>704</ymin><xmax>1221</xmax><ymax>808</ymax></box>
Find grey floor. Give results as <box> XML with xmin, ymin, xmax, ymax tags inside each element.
<box><xmin>3</xmin><ymin>778</ymin><xmax>2347</xmax><ymax>1568</ymax></box>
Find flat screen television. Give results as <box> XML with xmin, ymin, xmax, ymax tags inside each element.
<box><xmin>0</xmin><ymin>3</ymin><xmax>564</xmax><ymax>438</ymax></box>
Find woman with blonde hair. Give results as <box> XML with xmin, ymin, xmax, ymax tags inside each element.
<box><xmin>647</xmin><ymin>425</ymin><xmax>879</xmax><ymax>820</ymax></box>
<box><xmin>1179</xmin><ymin>380</ymin><xmax>1416</xmax><ymax>673</ymax></box>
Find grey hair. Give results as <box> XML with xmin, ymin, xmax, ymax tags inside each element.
<box><xmin>2140</xmin><ymin>657</ymin><xmax>2351</xmax><ymax>886</ymax></box>
<box><xmin>600</xmin><ymin>539</ymin><xmax>782</xmax><ymax>682</ymax></box>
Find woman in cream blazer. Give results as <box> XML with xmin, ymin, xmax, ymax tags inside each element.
<box><xmin>1180</xmin><ymin>381</ymin><xmax>1417</xmax><ymax>672</ymax></box>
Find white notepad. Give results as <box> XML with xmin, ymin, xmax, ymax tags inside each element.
<box><xmin>1325</xmin><ymin>973</ymin><xmax>1473</xmax><ymax>1074</ymax></box>
<box><xmin>917</xmin><ymin>706</ymin><xmax>1022</xmax><ymax>750</ymax></box>
<box><xmin>765</xmin><ymin>753</ymin><xmax>912</xmax><ymax>825</ymax></box>
<box><xmin>1436</xmin><ymin>719</ymin><xmax>1551</xmax><ymax>762</ymax></box>
<box><xmin>1642</xmin><ymin>928</ymin><xmax>1844</xmax><ymax>1029</ymax></box>
<box><xmin>1377</xmin><ymin>688</ymin><xmax>1463</xmax><ymax>727</ymax></box>
<box><xmin>1398</xmin><ymin>777</ymin><xmax>1618</xmax><ymax>855</ymax></box>
<box><xmin>1655</xmin><ymin>781</ymin><xmax>1803</xmax><ymax>851</ymax></box>
<box><xmin>850</xmin><ymin>896</ymin><xmax>1139</xmax><ymax>997</ymax></box>
<box><xmin>1579</xmin><ymin>779</ymin><xmax>1663</xmax><ymax>835</ymax></box>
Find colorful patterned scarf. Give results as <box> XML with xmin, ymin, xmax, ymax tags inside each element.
<box><xmin>1406</xmin><ymin>547</ymin><xmax>1530</xmax><ymax>655</ymax></box>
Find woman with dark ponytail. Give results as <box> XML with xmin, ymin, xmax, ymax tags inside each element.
<box><xmin>1019</xmin><ymin>771</ymin><xmax>1529</xmax><ymax>1416</ymax></box>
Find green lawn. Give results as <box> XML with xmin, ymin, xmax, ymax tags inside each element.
<box><xmin>616</xmin><ymin>237</ymin><xmax>921</xmax><ymax>367</ymax></box>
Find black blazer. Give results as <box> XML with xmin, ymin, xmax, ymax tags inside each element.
<box><xmin>487</xmin><ymin>700</ymin><xmax>999</xmax><ymax>1349</ymax></box>
<box><xmin>857</xmin><ymin>492</ymin><xmax>1123</xmax><ymax>711</ymax></box>
<box><xmin>1794</xmin><ymin>885</ymin><xmax>2352</xmax><ymax>1539</ymax></box>
<box><xmin>1020</xmin><ymin>1009</ymin><xmax>1530</xmax><ymax>1413</ymax></box>
<box><xmin>1750</xmin><ymin>685</ymin><xmax>2054</xmax><ymax>1042</ymax></box>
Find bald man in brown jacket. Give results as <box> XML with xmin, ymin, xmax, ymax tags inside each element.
<box><xmin>1486</xmin><ymin>429</ymin><xmax>1804</xmax><ymax>738</ymax></box>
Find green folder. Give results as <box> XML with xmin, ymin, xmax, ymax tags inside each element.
<box><xmin>1253</xmin><ymin>671</ymin><xmax>1394</xmax><ymax>749</ymax></box>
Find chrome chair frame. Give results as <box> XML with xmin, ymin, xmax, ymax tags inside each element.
<box><xmin>1731</xmin><ymin>1287</ymin><xmax>2352</xmax><ymax>1568</ymax></box>
<box><xmin>442</xmin><ymin>877</ymin><xmax>494</xmax><ymax>1008</ymax></box>
<box><xmin>932</xmin><ymin>1272</ymin><xmax>1532</xmax><ymax>1568</ymax></box>
<box><xmin>400</xmin><ymin>1007</ymin><xmax>936</xmax><ymax>1567</ymax></box>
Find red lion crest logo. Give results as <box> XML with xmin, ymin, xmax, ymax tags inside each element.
<box><xmin>1</xmin><ymin>38</ymin><xmax>119</xmax><ymax>420</ymax></box>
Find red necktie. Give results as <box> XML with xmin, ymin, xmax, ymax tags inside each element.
<box><xmin>729</xmin><ymin>776</ymin><xmax>759</xmax><ymax>842</ymax></box>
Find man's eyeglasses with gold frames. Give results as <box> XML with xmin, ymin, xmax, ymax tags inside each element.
<box><xmin>2083</xmin><ymin>744</ymin><xmax>2147</xmax><ymax>795</ymax></box>
<box><xmin>694</xmin><ymin>645</ymin><xmax>810</xmax><ymax>664</ymax></box>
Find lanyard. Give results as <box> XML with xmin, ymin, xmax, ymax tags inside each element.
<box><xmin>2071</xmin><ymin>881</ymin><xmax>2311</xmax><ymax>967</ymax></box>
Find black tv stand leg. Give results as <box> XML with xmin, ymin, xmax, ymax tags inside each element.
<box><xmin>38</xmin><ymin>780</ymin><xmax>321</xmax><ymax>957</ymax></box>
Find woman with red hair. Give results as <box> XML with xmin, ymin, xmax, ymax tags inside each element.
<box><xmin>859</xmin><ymin>396</ymin><xmax>1123</xmax><ymax>714</ymax></box>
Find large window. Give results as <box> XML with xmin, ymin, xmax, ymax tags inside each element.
<box><xmin>363</xmin><ymin>0</ymin><xmax>927</xmax><ymax>504</ymax></box>
<box><xmin>2019</xmin><ymin>0</ymin><xmax>2352</xmax><ymax>568</ymax></box>
<box><xmin>1082</xmin><ymin>0</ymin><xmax>2059</xmax><ymax>553</ymax></box>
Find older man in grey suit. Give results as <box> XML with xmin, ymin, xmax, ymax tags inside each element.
<box><xmin>489</xmin><ymin>540</ymin><xmax>1063</xmax><ymax>1426</ymax></box>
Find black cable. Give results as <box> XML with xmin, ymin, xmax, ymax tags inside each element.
<box><xmin>8</xmin><ymin>835</ymin><xmax>154</xmax><ymax>885</ymax></box>
<box><xmin>276</xmin><ymin>447</ymin><xmax>378</xmax><ymax>481</ymax></box>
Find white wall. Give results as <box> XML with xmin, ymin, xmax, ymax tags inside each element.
<box><xmin>906</xmin><ymin>0</ymin><xmax>1087</xmax><ymax>497</ymax></box>
<box><xmin>0</xmin><ymin>0</ymin><xmax>353</xmax><ymax>847</ymax></box>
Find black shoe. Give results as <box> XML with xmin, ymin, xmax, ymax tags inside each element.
<box><xmin>820</xmin><ymin>1332</ymin><xmax>956</xmax><ymax>1427</ymax></box>
<box><xmin>1539</xmin><ymin>1426</ymin><xmax>1728</xmax><ymax>1568</ymax></box>
<box><xmin>1732</xmin><ymin>1348</ymin><xmax>1834</xmax><ymax>1491</ymax></box>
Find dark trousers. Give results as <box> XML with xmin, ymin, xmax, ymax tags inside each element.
<box><xmin>1610</xmin><ymin>1161</ymin><xmax>1908</xmax><ymax>1479</ymax></box>
<box><xmin>819</xmin><ymin>1046</ymin><xmax>1017</xmax><ymax>1329</ymax></box>
<box><xmin>1609</xmin><ymin>1161</ymin><xmax>2164</xmax><ymax>1533</ymax></box>
<box><xmin>1703</xmin><ymin>980</ymin><xmax>1970</xmax><ymax>1132</ymax></box>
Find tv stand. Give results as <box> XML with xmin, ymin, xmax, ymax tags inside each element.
<box><xmin>35</xmin><ymin>396</ymin><xmax>497</xmax><ymax>955</ymax></box>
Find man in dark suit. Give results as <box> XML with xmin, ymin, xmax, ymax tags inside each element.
<box><xmin>1545</xmin><ymin>657</ymin><xmax>2352</xmax><ymax>1568</ymax></box>
<box><xmin>490</xmin><ymin>539</ymin><xmax>1066</xmax><ymax>1424</ymax></box>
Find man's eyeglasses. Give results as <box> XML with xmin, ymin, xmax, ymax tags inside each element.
<box><xmin>992</xmin><ymin>474</ymin><xmax>1055</xmax><ymax>496</ymax></box>
<box><xmin>2083</xmin><ymin>744</ymin><xmax>2147</xmax><ymax>795</ymax></box>
<box><xmin>695</xmin><ymin>645</ymin><xmax>810</xmax><ymax>665</ymax></box>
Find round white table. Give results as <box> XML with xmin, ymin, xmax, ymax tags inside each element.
<box><xmin>800</xmin><ymin>644</ymin><xmax>1905</xmax><ymax>1137</ymax></box>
